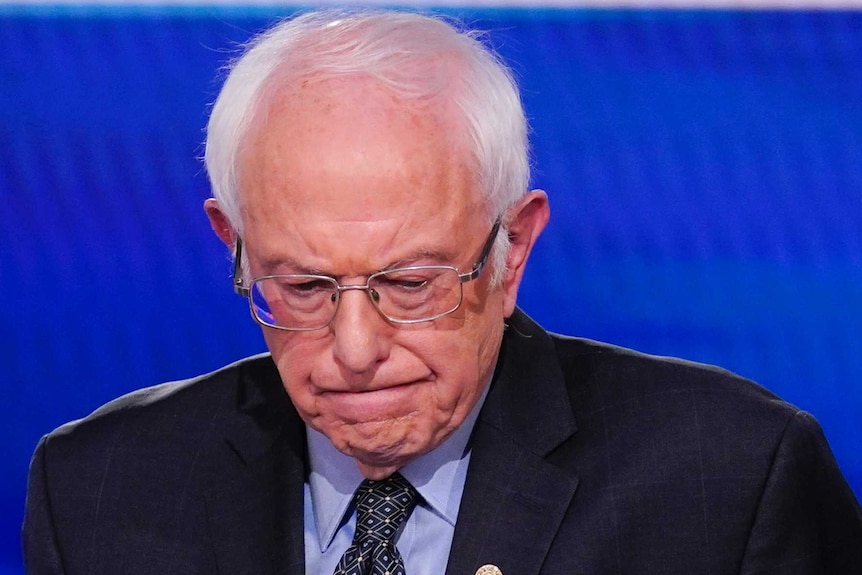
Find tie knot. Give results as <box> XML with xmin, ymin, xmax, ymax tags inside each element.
<box><xmin>354</xmin><ymin>472</ymin><xmax>418</xmax><ymax>545</ymax></box>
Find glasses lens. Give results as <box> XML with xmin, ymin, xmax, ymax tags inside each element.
<box><xmin>370</xmin><ymin>266</ymin><xmax>461</xmax><ymax>322</ymax></box>
<box><xmin>250</xmin><ymin>275</ymin><xmax>337</xmax><ymax>330</ymax></box>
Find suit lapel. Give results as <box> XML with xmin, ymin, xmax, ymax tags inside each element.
<box><xmin>204</xmin><ymin>356</ymin><xmax>308</xmax><ymax>575</ymax></box>
<box><xmin>199</xmin><ymin>310</ymin><xmax>578</xmax><ymax>575</ymax></box>
<box><xmin>446</xmin><ymin>310</ymin><xmax>580</xmax><ymax>575</ymax></box>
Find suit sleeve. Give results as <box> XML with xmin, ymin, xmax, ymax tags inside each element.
<box><xmin>740</xmin><ymin>410</ymin><xmax>862</xmax><ymax>574</ymax></box>
<box><xmin>23</xmin><ymin>435</ymin><xmax>66</xmax><ymax>575</ymax></box>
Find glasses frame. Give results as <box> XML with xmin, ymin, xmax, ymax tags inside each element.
<box><xmin>232</xmin><ymin>217</ymin><xmax>502</xmax><ymax>331</ymax></box>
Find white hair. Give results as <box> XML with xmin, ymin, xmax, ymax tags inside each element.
<box><xmin>204</xmin><ymin>9</ymin><xmax>530</xmax><ymax>283</ymax></box>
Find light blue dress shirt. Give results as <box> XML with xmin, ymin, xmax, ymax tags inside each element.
<box><xmin>303</xmin><ymin>385</ymin><xmax>489</xmax><ymax>575</ymax></box>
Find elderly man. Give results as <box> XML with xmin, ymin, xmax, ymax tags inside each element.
<box><xmin>24</xmin><ymin>9</ymin><xmax>862</xmax><ymax>575</ymax></box>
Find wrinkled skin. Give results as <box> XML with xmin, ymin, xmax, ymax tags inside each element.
<box><xmin>206</xmin><ymin>75</ymin><xmax>548</xmax><ymax>478</ymax></box>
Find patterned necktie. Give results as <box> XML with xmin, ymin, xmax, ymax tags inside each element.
<box><xmin>333</xmin><ymin>472</ymin><xmax>419</xmax><ymax>575</ymax></box>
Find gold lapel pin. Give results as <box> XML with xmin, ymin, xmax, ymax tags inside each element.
<box><xmin>475</xmin><ymin>565</ymin><xmax>503</xmax><ymax>575</ymax></box>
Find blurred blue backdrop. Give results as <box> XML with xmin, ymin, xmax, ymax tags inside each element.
<box><xmin>2</xmin><ymin>5</ymin><xmax>860</xmax><ymax>573</ymax></box>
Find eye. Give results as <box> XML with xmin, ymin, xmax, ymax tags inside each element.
<box><xmin>377</xmin><ymin>275</ymin><xmax>431</xmax><ymax>291</ymax></box>
<box><xmin>393</xmin><ymin>278</ymin><xmax>429</xmax><ymax>290</ymax></box>
<box><xmin>289</xmin><ymin>279</ymin><xmax>330</xmax><ymax>292</ymax></box>
<box><xmin>272</xmin><ymin>277</ymin><xmax>334</xmax><ymax>297</ymax></box>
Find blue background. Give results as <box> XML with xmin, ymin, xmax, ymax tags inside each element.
<box><xmin>2</xmin><ymin>6</ymin><xmax>861</xmax><ymax>573</ymax></box>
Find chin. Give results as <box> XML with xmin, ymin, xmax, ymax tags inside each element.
<box><xmin>334</xmin><ymin>418</ymin><xmax>435</xmax><ymax>469</ymax></box>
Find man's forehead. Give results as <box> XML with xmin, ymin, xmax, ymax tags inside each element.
<box><xmin>239</xmin><ymin>75</ymin><xmax>479</xmax><ymax>210</ymax></box>
<box><xmin>248</xmin><ymin>74</ymin><xmax>470</xmax><ymax>167</ymax></box>
<box><xmin>234</xmin><ymin>70</ymin><xmax>489</xmax><ymax>275</ymax></box>
<box><xmin>260</xmin><ymin>73</ymin><xmax>455</xmax><ymax>128</ymax></box>
<box><xmin>243</xmin><ymin>212</ymin><xmax>481</xmax><ymax>277</ymax></box>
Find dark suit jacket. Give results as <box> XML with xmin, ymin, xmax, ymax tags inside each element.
<box><xmin>24</xmin><ymin>310</ymin><xmax>862</xmax><ymax>574</ymax></box>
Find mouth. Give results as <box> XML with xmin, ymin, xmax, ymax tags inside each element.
<box><xmin>313</xmin><ymin>371</ymin><xmax>433</xmax><ymax>394</ymax></box>
<box><xmin>317</xmin><ymin>379</ymin><xmax>427</xmax><ymax>421</ymax></box>
<box><xmin>319</xmin><ymin>378</ymin><xmax>424</xmax><ymax>397</ymax></box>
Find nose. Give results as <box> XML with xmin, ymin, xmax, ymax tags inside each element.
<box><xmin>330</xmin><ymin>287</ymin><xmax>391</xmax><ymax>377</ymax></box>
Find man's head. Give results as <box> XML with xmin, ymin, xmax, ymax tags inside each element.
<box><xmin>203</xmin><ymin>9</ymin><xmax>549</xmax><ymax>478</ymax></box>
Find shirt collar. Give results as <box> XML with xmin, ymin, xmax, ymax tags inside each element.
<box><xmin>306</xmin><ymin>380</ymin><xmax>490</xmax><ymax>552</ymax></box>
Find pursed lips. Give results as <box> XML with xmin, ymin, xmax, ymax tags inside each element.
<box><xmin>312</xmin><ymin>371</ymin><xmax>434</xmax><ymax>394</ymax></box>
<box><xmin>319</xmin><ymin>378</ymin><xmax>427</xmax><ymax>395</ymax></box>
<box><xmin>315</xmin><ymin>378</ymin><xmax>430</xmax><ymax>417</ymax></box>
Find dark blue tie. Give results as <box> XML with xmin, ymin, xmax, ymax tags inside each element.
<box><xmin>333</xmin><ymin>473</ymin><xmax>418</xmax><ymax>575</ymax></box>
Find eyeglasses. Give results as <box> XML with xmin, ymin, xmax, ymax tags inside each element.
<box><xmin>232</xmin><ymin>218</ymin><xmax>502</xmax><ymax>331</ymax></box>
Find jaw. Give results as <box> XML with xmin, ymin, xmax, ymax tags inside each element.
<box><xmin>307</xmin><ymin>403</ymin><xmax>449</xmax><ymax>478</ymax></box>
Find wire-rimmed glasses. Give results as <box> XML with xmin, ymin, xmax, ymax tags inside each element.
<box><xmin>232</xmin><ymin>218</ymin><xmax>502</xmax><ymax>331</ymax></box>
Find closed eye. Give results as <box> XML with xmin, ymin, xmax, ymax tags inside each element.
<box><xmin>377</xmin><ymin>276</ymin><xmax>431</xmax><ymax>291</ymax></box>
<box><xmin>291</xmin><ymin>279</ymin><xmax>330</xmax><ymax>291</ymax></box>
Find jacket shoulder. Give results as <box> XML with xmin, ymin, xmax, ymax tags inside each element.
<box><xmin>26</xmin><ymin>353</ymin><xmax>294</xmax><ymax>573</ymax></box>
<box><xmin>549</xmin><ymin>334</ymin><xmax>795</xmax><ymax>421</ymax></box>
<box><xmin>41</xmin><ymin>353</ymin><xmax>279</xmax><ymax>468</ymax></box>
<box><xmin>545</xmin><ymin>332</ymin><xmax>809</xmax><ymax>484</ymax></box>
<box><xmin>541</xmin><ymin>334</ymin><xmax>862</xmax><ymax>570</ymax></box>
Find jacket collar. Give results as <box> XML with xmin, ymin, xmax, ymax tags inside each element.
<box><xmin>203</xmin><ymin>308</ymin><xmax>581</xmax><ymax>575</ymax></box>
<box><xmin>445</xmin><ymin>308</ymin><xmax>581</xmax><ymax>575</ymax></box>
<box><xmin>205</xmin><ymin>354</ymin><xmax>307</xmax><ymax>575</ymax></box>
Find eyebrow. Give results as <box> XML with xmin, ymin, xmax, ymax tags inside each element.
<box><xmin>255</xmin><ymin>247</ymin><xmax>460</xmax><ymax>278</ymax></box>
<box><xmin>385</xmin><ymin>248</ymin><xmax>457</xmax><ymax>270</ymax></box>
<box><xmin>255</xmin><ymin>255</ymin><xmax>326</xmax><ymax>276</ymax></box>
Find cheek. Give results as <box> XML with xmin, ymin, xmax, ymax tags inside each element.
<box><xmin>263</xmin><ymin>330</ymin><xmax>328</xmax><ymax>417</ymax></box>
<box><xmin>444</xmin><ymin>292</ymin><xmax>505</xmax><ymax>370</ymax></box>
<box><xmin>415</xmin><ymin>315</ymin><xmax>503</xmax><ymax>414</ymax></box>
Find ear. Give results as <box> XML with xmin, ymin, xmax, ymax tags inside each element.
<box><xmin>500</xmin><ymin>189</ymin><xmax>550</xmax><ymax>317</ymax></box>
<box><xmin>204</xmin><ymin>198</ymin><xmax>236</xmax><ymax>248</ymax></box>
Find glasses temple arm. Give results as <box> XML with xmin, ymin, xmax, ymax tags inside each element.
<box><xmin>458</xmin><ymin>217</ymin><xmax>502</xmax><ymax>282</ymax></box>
<box><xmin>232</xmin><ymin>237</ymin><xmax>250</xmax><ymax>296</ymax></box>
